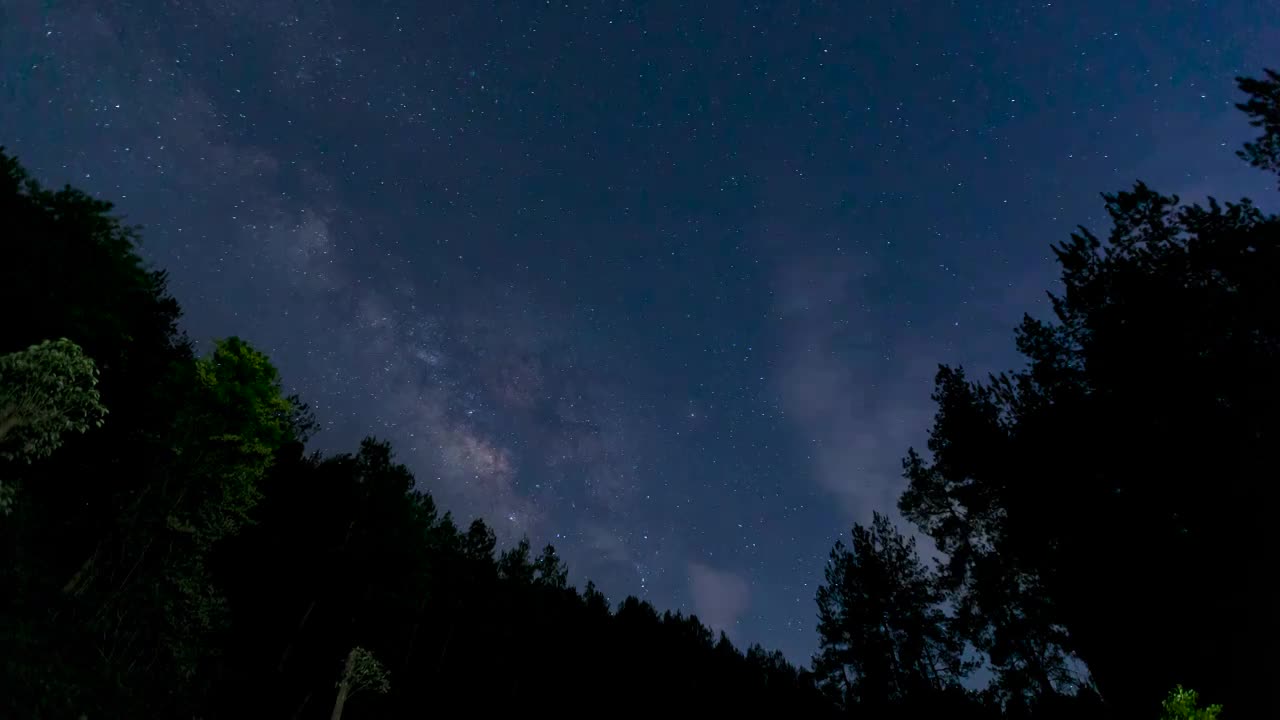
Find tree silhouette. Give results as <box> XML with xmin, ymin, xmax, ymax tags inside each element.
<box><xmin>1</xmin><ymin>145</ymin><xmax>195</xmax><ymax>716</ymax></box>
<box><xmin>1237</xmin><ymin>68</ymin><xmax>1280</xmax><ymax>182</ymax></box>
<box><xmin>814</xmin><ymin>512</ymin><xmax>970</xmax><ymax>714</ymax></box>
<box><xmin>899</xmin><ymin>69</ymin><xmax>1280</xmax><ymax>718</ymax></box>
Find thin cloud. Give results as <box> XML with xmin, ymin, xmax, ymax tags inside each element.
<box><xmin>773</xmin><ymin>254</ymin><xmax>937</xmax><ymax>526</ymax></box>
<box><xmin>688</xmin><ymin>562</ymin><xmax>751</xmax><ymax>637</ymax></box>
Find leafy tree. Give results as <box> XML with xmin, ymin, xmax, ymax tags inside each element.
<box><xmin>497</xmin><ymin>536</ymin><xmax>536</xmax><ymax>584</ymax></box>
<box><xmin>899</xmin><ymin>371</ymin><xmax>1080</xmax><ymax>714</ymax></box>
<box><xmin>899</xmin><ymin>69</ymin><xmax>1280</xmax><ymax>718</ymax></box>
<box><xmin>167</xmin><ymin>336</ymin><xmax>298</xmax><ymax>545</ymax></box>
<box><xmin>1160</xmin><ymin>686</ymin><xmax>1222</xmax><ymax>720</ymax></box>
<box><xmin>533</xmin><ymin>543</ymin><xmax>569</xmax><ymax>588</ymax></box>
<box><xmin>813</xmin><ymin>512</ymin><xmax>969</xmax><ymax>713</ymax></box>
<box><xmin>1</xmin><ymin>147</ymin><xmax>192</xmax><ymax>717</ymax></box>
<box><xmin>329</xmin><ymin>647</ymin><xmax>390</xmax><ymax>720</ymax></box>
<box><xmin>0</xmin><ymin>337</ymin><xmax>107</xmax><ymax>463</ymax></box>
<box><xmin>212</xmin><ymin>433</ymin><xmax>834</xmax><ymax>718</ymax></box>
<box><xmin>0</xmin><ymin>337</ymin><xmax>107</xmax><ymax>514</ymax></box>
<box><xmin>149</xmin><ymin>337</ymin><xmax>300</xmax><ymax>685</ymax></box>
<box><xmin>1237</xmin><ymin>68</ymin><xmax>1280</xmax><ymax>182</ymax></box>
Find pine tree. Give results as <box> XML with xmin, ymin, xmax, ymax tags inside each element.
<box><xmin>813</xmin><ymin>512</ymin><xmax>969</xmax><ymax>713</ymax></box>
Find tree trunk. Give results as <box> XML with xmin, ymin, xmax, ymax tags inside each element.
<box><xmin>922</xmin><ymin>644</ymin><xmax>942</xmax><ymax>690</ymax></box>
<box><xmin>433</xmin><ymin>619</ymin><xmax>456</xmax><ymax>676</ymax></box>
<box><xmin>277</xmin><ymin>599</ymin><xmax>317</xmax><ymax>672</ymax></box>
<box><xmin>61</xmin><ymin>545</ymin><xmax>101</xmax><ymax>595</ymax></box>
<box><xmin>330</xmin><ymin>650</ymin><xmax>355</xmax><ymax>720</ymax></box>
<box><xmin>401</xmin><ymin>592</ymin><xmax>430</xmax><ymax>669</ymax></box>
<box><xmin>288</xmin><ymin>691</ymin><xmax>312</xmax><ymax>720</ymax></box>
<box><xmin>1024</xmin><ymin>637</ymin><xmax>1056</xmax><ymax>697</ymax></box>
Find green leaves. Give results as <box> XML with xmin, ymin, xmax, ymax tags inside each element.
<box><xmin>191</xmin><ymin>336</ymin><xmax>296</xmax><ymax>451</ymax></box>
<box><xmin>345</xmin><ymin>647</ymin><xmax>391</xmax><ymax>696</ymax></box>
<box><xmin>165</xmin><ymin>336</ymin><xmax>296</xmax><ymax>547</ymax></box>
<box><xmin>0</xmin><ymin>337</ymin><xmax>107</xmax><ymax>464</ymax></box>
<box><xmin>1160</xmin><ymin>686</ymin><xmax>1222</xmax><ymax>720</ymax></box>
<box><xmin>0</xmin><ymin>338</ymin><xmax>107</xmax><ymax>514</ymax></box>
<box><xmin>139</xmin><ymin>336</ymin><xmax>298</xmax><ymax>685</ymax></box>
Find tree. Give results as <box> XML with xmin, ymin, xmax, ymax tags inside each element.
<box><xmin>1237</xmin><ymin>68</ymin><xmax>1280</xmax><ymax>182</ymax></box>
<box><xmin>899</xmin><ymin>69</ymin><xmax>1280</xmax><ymax>718</ymax></box>
<box><xmin>149</xmin><ymin>337</ymin><xmax>301</xmax><ymax>683</ymax></box>
<box><xmin>329</xmin><ymin>647</ymin><xmax>390</xmax><ymax>720</ymax></box>
<box><xmin>813</xmin><ymin>512</ymin><xmax>969</xmax><ymax>714</ymax></box>
<box><xmin>1</xmin><ymin>148</ymin><xmax>192</xmax><ymax>717</ymax></box>
<box><xmin>533</xmin><ymin>543</ymin><xmax>568</xmax><ymax>589</ymax></box>
<box><xmin>1159</xmin><ymin>686</ymin><xmax>1222</xmax><ymax>720</ymax></box>
<box><xmin>0</xmin><ymin>338</ymin><xmax>107</xmax><ymax>514</ymax></box>
<box><xmin>0</xmin><ymin>337</ymin><xmax>107</xmax><ymax>462</ymax></box>
<box><xmin>899</xmin><ymin>371</ymin><xmax>1079</xmax><ymax>714</ymax></box>
<box><xmin>497</xmin><ymin>537</ymin><xmax>536</xmax><ymax>584</ymax></box>
<box><xmin>167</xmin><ymin>337</ymin><xmax>298</xmax><ymax>545</ymax></box>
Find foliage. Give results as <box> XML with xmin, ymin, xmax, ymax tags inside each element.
<box><xmin>813</xmin><ymin>512</ymin><xmax>970</xmax><ymax>713</ymax></box>
<box><xmin>0</xmin><ymin>337</ymin><xmax>107</xmax><ymax>464</ymax></box>
<box><xmin>1159</xmin><ymin>686</ymin><xmax>1222</xmax><ymax>720</ymax></box>
<box><xmin>169</xmin><ymin>336</ymin><xmax>298</xmax><ymax>548</ymax></box>
<box><xmin>212</xmin><ymin>438</ymin><xmax>835</xmax><ymax>717</ymax></box>
<box><xmin>344</xmin><ymin>647</ymin><xmax>391</xmax><ymax>696</ymax></box>
<box><xmin>1</xmin><ymin>144</ymin><xmax>193</xmax><ymax>717</ymax></box>
<box><xmin>0</xmin><ymin>337</ymin><xmax>107</xmax><ymax>514</ymax></box>
<box><xmin>1237</xmin><ymin>68</ymin><xmax>1280</xmax><ymax>182</ymax></box>
<box><xmin>0</xmin><ymin>480</ymin><xmax>14</xmax><ymax>517</ymax></box>
<box><xmin>330</xmin><ymin>647</ymin><xmax>390</xmax><ymax>720</ymax></box>
<box><xmin>897</xmin><ymin>70</ymin><xmax>1280</xmax><ymax>719</ymax></box>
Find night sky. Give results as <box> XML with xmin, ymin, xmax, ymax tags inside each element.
<box><xmin>3</xmin><ymin>1</ymin><xmax>1277</xmax><ymax>665</ymax></box>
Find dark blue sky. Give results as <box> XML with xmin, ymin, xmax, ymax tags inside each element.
<box><xmin>3</xmin><ymin>1</ymin><xmax>1276</xmax><ymax>665</ymax></box>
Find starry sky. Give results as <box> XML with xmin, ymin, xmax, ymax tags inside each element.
<box><xmin>3</xmin><ymin>1</ymin><xmax>1277</xmax><ymax>665</ymax></box>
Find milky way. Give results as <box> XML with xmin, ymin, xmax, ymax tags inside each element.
<box><xmin>3</xmin><ymin>0</ymin><xmax>1276</xmax><ymax>664</ymax></box>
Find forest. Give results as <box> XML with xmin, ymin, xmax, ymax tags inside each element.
<box><xmin>1</xmin><ymin>69</ymin><xmax>1276</xmax><ymax>719</ymax></box>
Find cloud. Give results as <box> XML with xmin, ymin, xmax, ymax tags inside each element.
<box><xmin>773</xmin><ymin>254</ymin><xmax>936</xmax><ymax>524</ymax></box>
<box><xmin>688</xmin><ymin>562</ymin><xmax>751</xmax><ymax>636</ymax></box>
